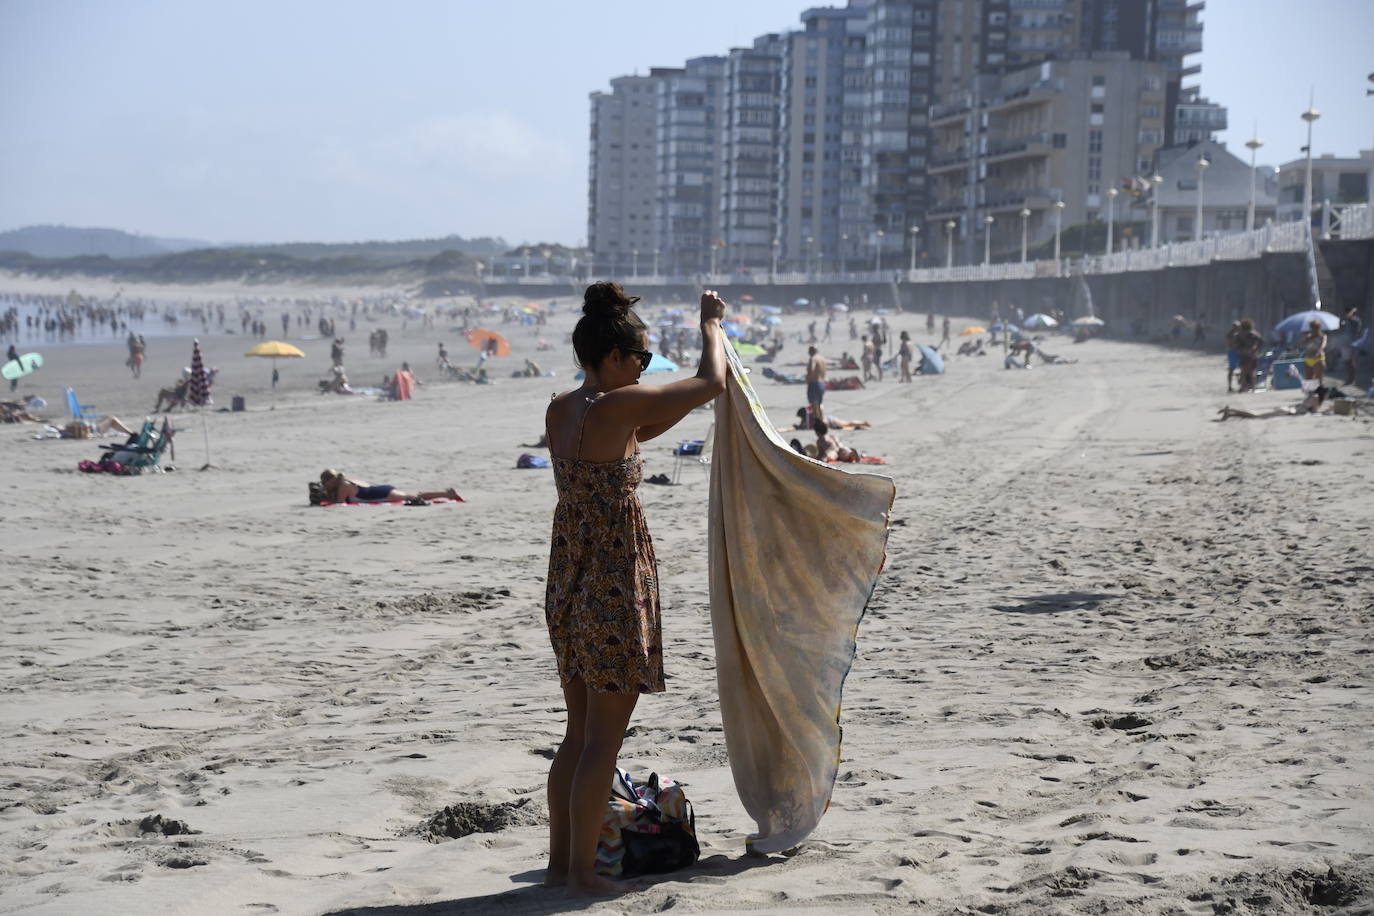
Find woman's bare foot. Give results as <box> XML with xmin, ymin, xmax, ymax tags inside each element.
<box><xmin>445</xmin><ymin>488</ymin><xmax>463</xmax><ymax>501</ymax></box>
<box><xmin>566</xmin><ymin>873</ymin><xmax>625</xmax><ymax>897</ymax></box>
<box><xmin>541</xmin><ymin>868</ymin><xmax>567</xmax><ymax>888</ymax></box>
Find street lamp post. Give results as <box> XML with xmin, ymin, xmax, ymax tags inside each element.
<box><xmin>805</xmin><ymin>236</ymin><xmax>814</xmax><ymax>276</ymax></box>
<box><xmin>523</xmin><ymin>247</ymin><xmax>531</xmax><ymax>277</ymax></box>
<box><xmin>1194</xmin><ymin>156</ymin><xmax>1209</xmax><ymax>242</ymax></box>
<box><xmin>1301</xmin><ymin>102</ymin><xmax>1321</xmax><ymax>226</ymax></box>
<box><xmin>1053</xmin><ymin>200</ymin><xmax>1066</xmax><ymax>264</ymax></box>
<box><xmin>908</xmin><ymin>225</ymin><xmax>920</xmax><ymax>272</ymax></box>
<box><xmin>1019</xmin><ymin>206</ymin><xmax>1031</xmax><ymax>262</ymax></box>
<box><xmin>839</xmin><ymin>234</ymin><xmax>848</xmax><ymax>274</ymax></box>
<box><xmin>1105</xmin><ymin>187</ymin><xmax>1118</xmax><ymax>255</ymax></box>
<box><xmin>541</xmin><ymin>248</ymin><xmax>551</xmax><ymax>276</ymax></box>
<box><xmin>1149</xmin><ymin>173</ymin><xmax>1164</xmax><ymax>247</ymax></box>
<box><xmin>982</xmin><ymin>214</ymin><xmax>994</xmax><ymax>266</ymax></box>
<box><xmin>944</xmin><ymin>220</ymin><xmax>956</xmax><ymax>268</ymax></box>
<box><xmin>770</xmin><ymin>239</ymin><xmax>779</xmax><ymax>278</ymax></box>
<box><xmin>632</xmin><ymin>249</ymin><xmax>639</xmax><ymax>277</ymax></box>
<box><xmin>1245</xmin><ymin>133</ymin><xmax>1264</xmax><ymax>232</ymax></box>
<box><xmin>873</xmin><ymin>229</ymin><xmax>884</xmax><ymax>272</ymax></box>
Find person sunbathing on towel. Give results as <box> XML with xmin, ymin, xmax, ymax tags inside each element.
<box><xmin>793</xmin><ymin>407</ymin><xmax>870</xmax><ymax>430</ymax></box>
<box><xmin>813</xmin><ymin>421</ymin><xmax>861</xmax><ymax>462</ymax></box>
<box><xmin>319</xmin><ymin>468</ymin><xmax>460</xmax><ymax>503</ymax></box>
<box><xmin>1216</xmin><ymin>386</ymin><xmax>1330</xmax><ymax>420</ymax></box>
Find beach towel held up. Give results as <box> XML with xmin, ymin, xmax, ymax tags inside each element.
<box><xmin>708</xmin><ymin>342</ymin><xmax>895</xmax><ymax>854</ymax></box>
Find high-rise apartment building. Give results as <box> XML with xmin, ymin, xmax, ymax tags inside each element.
<box><xmin>588</xmin><ymin>74</ymin><xmax>666</xmax><ymax>277</ymax></box>
<box><xmin>860</xmin><ymin>0</ymin><xmax>938</xmax><ymax>268</ymax></box>
<box><xmin>719</xmin><ymin>36</ymin><xmax>785</xmax><ymax>274</ymax></box>
<box><xmin>776</xmin><ymin>4</ymin><xmax>869</xmax><ymax>273</ymax></box>
<box><xmin>656</xmin><ymin>57</ymin><xmax>725</xmax><ymax>275</ymax></box>
<box><xmin>589</xmin><ymin>0</ymin><xmax>1223</xmax><ymax>274</ymax></box>
<box><xmin>928</xmin><ymin>54</ymin><xmax>1169</xmax><ymax>254</ymax></box>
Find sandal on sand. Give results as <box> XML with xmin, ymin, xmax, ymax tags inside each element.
<box><xmin>405</xmin><ymin>497</ymin><xmax>431</xmax><ymax>506</ymax></box>
<box><xmin>645</xmin><ymin>473</ymin><xmax>672</xmax><ymax>485</ymax></box>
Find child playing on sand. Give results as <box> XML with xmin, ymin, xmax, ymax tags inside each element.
<box><xmin>542</xmin><ymin>282</ymin><xmax>726</xmax><ymax>896</ymax></box>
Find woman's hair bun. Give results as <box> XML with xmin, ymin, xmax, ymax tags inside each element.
<box><xmin>583</xmin><ymin>281</ymin><xmax>640</xmax><ymax>318</ymax></box>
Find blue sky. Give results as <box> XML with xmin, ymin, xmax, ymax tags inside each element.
<box><xmin>1</xmin><ymin>0</ymin><xmax>1370</xmax><ymax>247</ymax></box>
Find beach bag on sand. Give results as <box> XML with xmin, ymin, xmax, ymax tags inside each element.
<box><xmin>308</xmin><ymin>481</ymin><xmax>325</xmax><ymax>505</ymax></box>
<box><xmin>596</xmin><ymin>768</ymin><xmax>699</xmax><ymax>878</ymax></box>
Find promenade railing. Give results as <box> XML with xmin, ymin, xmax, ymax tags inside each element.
<box><xmin>495</xmin><ymin>218</ymin><xmax>1343</xmax><ymax>289</ymax></box>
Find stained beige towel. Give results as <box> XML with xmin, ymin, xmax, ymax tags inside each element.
<box><xmin>709</xmin><ymin>343</ymin><xmax>895</xmax><ymax>854</ymax></box>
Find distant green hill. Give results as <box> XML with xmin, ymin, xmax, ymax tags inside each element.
<box><xmin>0</xmin><ymin>225</ymin><xmax>511</xmax><ymax>263</ymax></box>
<box><xmin>0</xmin><ymin>225</ymin><xmax>209</xmax><ymax>259</ymax></box>
<box><xmin>0</xmin><ymin>246</ymin><xmax>484</xmax><ymax>289</ymax></box>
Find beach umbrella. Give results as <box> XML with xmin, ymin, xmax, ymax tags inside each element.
<box><xmin>989</xmin><ymin>322</ymin><xmax>1021</xmax><ymax>334</ymax></box>
<box><xmin>466</xmin><ymin>328</ymin><xmax>511</xmax><ymax>357</ymax></box>
<box><xmin>1070</xmin><ymin>316</ymin><xmax>1106</xmax><ymax>328</ymax></box>
<box><xmin>916</xmin><ymin>344</ymin><xmax>944</xmax><ymax>375</ymax></box>
<box><xmin>830</xmin><ymin>303</ymin><xmax>849</xmax><ymax>313</ymax></box>
<box><xmin>645</xmin><ymin>353</ymin><xmax>679</xmax><ymax>373</ymax></box>
<box><xmin>793</xmin><ymin>298</ymin><xmax>810</xmax><ymax>306</ymax></box>
<box><xmin>675</xmin><ymin>319</ymin><xmax>699</xmax><ymax>329</ymax></box>
<box><xmin>733</xmin><ymin>341</ymin><xmax>766</xmax><ymax>356</ymax></box>
<box><xmin>727</xmin><ymin>314</ymin><xmax>752</xmax><ymax>324</ymax></box>
<box><xmin>245</xmin><ymin>340</ymin><xmax>304</xmax><ymax>390</ymax></box>
<box><xmin>762</xmin><ymin>315</ymin><xmax>783</xmax><ymax>326</ymax></box>
<box><xmin>738</xmin><ymin>294</ymin><xmax>754</xmax><ymax>302</ymax></box>
<box><xmin>722</xmin><ymin>324</ymin><xmax>744</xmax><ymax>339</ymax></box>
<box><xmin>1273</xmin><ymin>309</ymin><xmax>1339</xmax><ymax>343</ymax></box>
<box><xmin>1024</xmin><ymin>313</ymin><xmax>1058</xmax><ymax>329</ymax></box>
<box><xmin>759</xmin><ymin>305</ymin><xmax>783</xmax><ymax>315</ymax></box>
<box><xmin>187</xmin><ymin>339</ymin><xmax>211</xmax><ymax>407</ymax></box>
<box><xmin>959</xmin><ymin>326</ymin><xmax>986</xmax><ymax>336</ymax></box>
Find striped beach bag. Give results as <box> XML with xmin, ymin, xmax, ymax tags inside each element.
<box><xmin>595</xmin><ymin>768</ymin><xmax>699</xmax><ymax>878</ymax></box>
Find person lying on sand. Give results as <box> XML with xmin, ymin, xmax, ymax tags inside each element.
<box><xmin>813</xmin><ymin>420</ymin><xmax>861</xmax><ymax>462</ymax></box>
<box><xmin>318</xmin><ymin>469</ymin><xmax>460</xmax><ymax>503</ymax></box>
<box><xmin>1216</xmin><ymin>386</ymin><xmax>1331</xmax><ymax>420</ymax></box>
<box><xmin>792</xmin><ymin>407</ymin><xmax>870</xmax><ymax>430</ymax></box>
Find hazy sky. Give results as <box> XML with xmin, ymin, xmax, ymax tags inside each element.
<box><xmin>1</xmin><ymin>0</ymin><xmax>1370</xmax><ymax>247</ymax></box>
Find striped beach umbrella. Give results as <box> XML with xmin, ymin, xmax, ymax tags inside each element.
<box><xmin>188</xmin><ymin>338</ymin><xmax>211</xmax><ymax>407</ymax></box>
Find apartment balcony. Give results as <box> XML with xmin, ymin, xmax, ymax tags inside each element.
<box><xmin>930</xmin><ymin>102</ymin><xmax>972</xmax><ymax>125</ymax></box>
<box><xmin>986</xmin><ymin>83</ymin><xmax>1059</xmax><ymax>112</ymax></box>
<box><xmin>983</xmin><ymin>132</ymin><xmax>1053</xmax><ymax>164</ymax></box>
<box><xmin>928</xmin><ymin>151</ymin><xmax>970</xmax><ymax>174</ymax></box>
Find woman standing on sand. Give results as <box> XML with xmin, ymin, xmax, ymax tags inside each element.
<box><xmin>543</xmin><ymin>282</ymin><xmax>726</xmax><ymax>895</ymax></box>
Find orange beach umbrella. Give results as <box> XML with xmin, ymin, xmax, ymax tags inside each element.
<box><xmin>466</xmin><ymin>329</ymin><xmax>511</xmax><ymax>357</ymax></box>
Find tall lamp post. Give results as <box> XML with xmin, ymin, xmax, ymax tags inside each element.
<box><xmin>631</xmin><ymin>249</ymin><xmax>639</xmax><ymax>277</ymax></box>
<box><xmin>1194</xmin><ymin>156</ymin><xmax>1209</xmax><ymax>241</ymax></box>
<box><xmin>873</xmin><ymin>229</ymin><xmax>884</xmax><ymax>272</ymax></box>
<box><xmin>1053</xmin><ymin>199</ymin><xmax>1066</xmax><ymax>264</ymax></box>
<box><xmin>1019</xmin><ymin>206</ymin><xmax>1031</xmax><ymax>262</ymax></box>
<box><xmin>1105</xmin><ymin>187</ymin><xmax>1118</xmax><ymax>255</ymax></box>
<box><xmin>839</xmin><ymin>234</ymin><xmax>848</xmax><ymax>274</ymax></box>
<box><xmin>805</xmin><ymin>236</ymin><xmax>814</xmax><ymax>276</ymax></box>
<box><xmin>908</xmin><ymin>225</ymin><xmax>920</xmax><ymax>272</ymax></box>
<box><xmin>982</xmin><ymin>214</ymin><xmax>994</xmax><ymax>266</ymax></box>
<box><xmin>944</xmin><ymin>220</ymin><xmax>956</xmax><ymax>268</ymax></box>
<box><xmin>1301</xmin><ymin>101</ymin><xmax>1320</xmax><ymax>226</ymax></box>
<box><xmin>1245</xmin><ymin>133</ymin><xmax>1264</xmax><ymax>232</ymax></box>
<box><xmin>541</xmin><ymin>248</ymin><xmax>551</xmax><ymax>276</ymax></box>
<box><xmin>1149</xmin><ymin>173</ymin><xmax>1163</xmax><ymax>247</ymax></box>
<box><xmin>770</xmin><ymin>238</ymin><xmax>779</xmax><ymax>278</ymax></box>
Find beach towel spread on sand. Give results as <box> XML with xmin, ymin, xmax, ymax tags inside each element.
<box><xmin>708</xmin><ymin>342</ymin><xmax>895</xmax><ymax>854</ymax></box>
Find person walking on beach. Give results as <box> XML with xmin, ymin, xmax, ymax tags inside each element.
<box><xmin>6</xmin><ymin>344</ymin><xmax>18</xmax><ymax>392</ymax></box>
<box><xmin>1333</xmin><ymin>307</ymin><xmax>1362</xmax><ymax>386</ymax></box>
<box><xmin>1235</xmin><ymin>319</ymin><xmax>1264</xmax><ymax>392</ymax></box>
<box><xmin>1300</xmin><ymin>320</ymin><xmax>1327</xmax><ymax>383</ymax></box>
<box><xmin>860</xmin><ymin>335</ymin><xmax>874</xmax><ymax>382</ymax></box>
<box><xmin>940</xmin><ymin>315</ymin><xmax>951</xmax><ymax>349</ymax></box>
<box><xmin>1224</xmin><ymin>321</ymin><xmax>1242</xmax><ymax>392</ymax></box>
<box><xmin>898</xmin><ymin>331</ymin><xmax>914</xmax><ymax>383</ymax></box>
<box><xmin>806</xmin><ymin>345</ymin><xmax>827</xmax><ymax>414</ymax></box>
<box><xmin>543</xmin><ymin>282</ymin><xmax>726</xmax><ymax>896</ymax></box>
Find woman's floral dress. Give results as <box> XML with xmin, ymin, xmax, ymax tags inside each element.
<box><xmin>546</xmin><ymin>449</ymin><xmax>664</xmax><ymax>694</ymax></box>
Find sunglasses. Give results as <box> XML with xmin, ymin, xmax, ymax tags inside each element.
<box><xmin>621</xmin><ymin>347</ymin><xmax>654</xmax><ymax>371</ymax></box>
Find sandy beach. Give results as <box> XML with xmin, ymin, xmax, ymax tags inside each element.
<box><xmin>2</xmin><ymin>276</ymin><xmax>1372</xmax><ymax>915</ymax></box>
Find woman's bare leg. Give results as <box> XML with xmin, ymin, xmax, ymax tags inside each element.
<box><xmin>566</xmin><ymin>687</ymin><xmax>639</xmax><ymax>896</ymax></box>
<box><xmin>414</xmin><ymin>488</ymin><xmax>462</xmax><ymax>501</ymax></box>
<box><xmin>544</xmin><ymin>678</ymin><xmax>588</xmax><ymax>886</ymax></box>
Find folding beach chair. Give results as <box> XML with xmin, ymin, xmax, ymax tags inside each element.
<box><xmin>671</xmin><ymin>422</ymin><xmax>714</xmax><ymax>484</ymax></box>
<box><xmin>99</xmin><ymin>417</ymin><xmax>175</xmax><ymax>473</ymax></box>
<box><xmin>65</xmin><ymin>387</ymin><xmax>99</xmax><ymax>427</ymax></box>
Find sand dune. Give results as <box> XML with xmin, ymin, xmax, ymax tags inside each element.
<box><xmin>1</xmin><ymin>278</ymin><xmax>1371</xmax><ymax>915</ymax></box>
